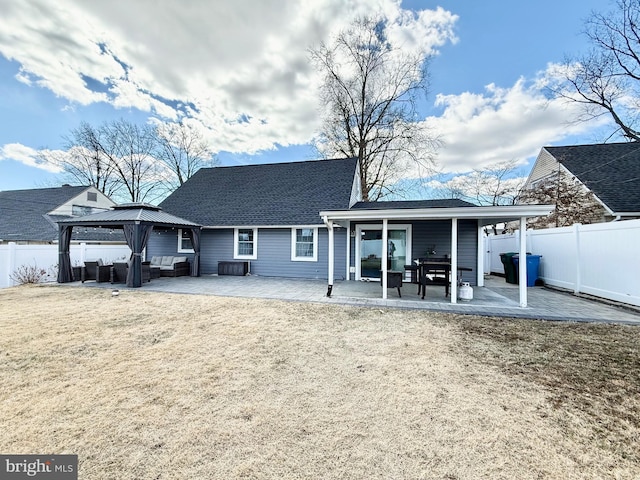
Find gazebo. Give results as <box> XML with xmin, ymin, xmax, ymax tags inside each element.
<box><xmin>57</xmin><ymin>203</ymin><xmax>201</xmax><ymax>287</ymax></box>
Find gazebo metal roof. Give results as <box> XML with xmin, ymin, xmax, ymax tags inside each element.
<box><xmin>57</xmin><ymin>203</ymin><xmax>200</xmax><ymax>228</ymax></box>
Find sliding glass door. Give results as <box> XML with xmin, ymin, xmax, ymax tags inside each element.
<box><xmin>356</xmin><ymin>225</ymin><xmax>412</xmax><ymax>280</ymax></box>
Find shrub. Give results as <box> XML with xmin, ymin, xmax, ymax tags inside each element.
<box><xmin>10</xmin><ymin>263</ymin><xmax>48</xmax><ymax>285</ymax></box>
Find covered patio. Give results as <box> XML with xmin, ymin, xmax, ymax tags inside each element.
<box><xmin>320</xmin><ymin>204</ymin><xmax>554</xmax><ymax>308</ymax></box>
<box><xmin>56</xmin><ymin>203</ymin><xmax>201</xmax><ymax>287</ymax></box>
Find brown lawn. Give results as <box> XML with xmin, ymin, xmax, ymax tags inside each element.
<box><xmin>0</xmin><ymin>285</ymin><xmax>638</xmax><ymax>479</ymax></box>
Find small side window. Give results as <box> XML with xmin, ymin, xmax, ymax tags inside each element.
<box><xmin>178</xmin><ymin>229</ymin><xmax>194</xmax><ymax>253</ymax></box>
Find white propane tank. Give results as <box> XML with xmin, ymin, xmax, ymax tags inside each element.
<box><xmin>458</xmin><ymin>282</ymin><xmax>473</xmax><ymax>301</ymax></box>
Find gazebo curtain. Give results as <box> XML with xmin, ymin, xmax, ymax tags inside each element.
<box><xmin>123</xmin><ymin>223</ymin><xmax>154</xmax><ymax>287</ymax></box>
<box><xmin>57</xmin><ymin>225</ymin><xmax>74</xmax><ymax>283</ymax></box>
<box><xmin>186</xmin><ymin>227</ymin><xmax>201</xmax><ymax>277</ymax></box>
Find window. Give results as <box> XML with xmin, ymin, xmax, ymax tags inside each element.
<box><xmin>291</xmin><ymin>227</ymin><xmax>317</xmax><ymax>261</ymax></box>
<box><xmin>177</xmin><ymin>229</ymin><xmax>194</xmax><ymax>253</ymax></box>
<box><xmin>234</xmin><ymin>228</ymin><xmax>257</xmax><ymax>259</ymax></box>
<box><xmin>87</xmin><ymin>192</ymin><xmax>98</xmax><ymax>202</ymax></box>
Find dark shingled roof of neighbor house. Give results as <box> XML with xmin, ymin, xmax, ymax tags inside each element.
<box><xmin>545</xmin><ymin>142</ymin><xmax>640</xmax><ymax>214</ymax></box>
<box><xmin>159</xmin><ymin>157</ymin><xmax>359</xmax><ymax>226</ymax></box>
<box><xmin>0</xmin><ymin>185</ymin><xmax>119</xmax><ymax>242</ymax></box>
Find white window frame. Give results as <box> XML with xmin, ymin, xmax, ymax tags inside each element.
<box><xmin>177</xmin><ymin>228</ymin><xmax>194</xmax><ymax>253</ymax></box>
<box><xmin>234</xmin><ymin>228</ymin><xmax>258</xmax><ymax>260</ymax></box>
<box><xmin>291</xmin><ymin>227</ymin><xmax>318</xmax><ymax>262</ymax></box>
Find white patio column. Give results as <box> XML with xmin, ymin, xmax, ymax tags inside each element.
<box><xmin>382</xmin><ymin>218</ymin><xmax>388</xmax><ymax>299</ymax></box>
<box><xmin>346</xmin><ymin>221</ymin><xmax>351</xmax><ymax>281</ymax></box>
<box><xmin>477</xmin><ymin>223</ymin><xmax>485</xmax><ymax>287</ymax></box>
<box><xmin>325</xmin><ymin>217</ymin><xmax>335</xmax><ymax>297</ymax></box>
<box><xmin>450</xmin><ymin>218</ymin><xmax>458</xmax><ymax>304</ymax></box>
<box><xmin>519</xmin><ymin>216</ymin><xmax>527</xmax><ymax>307</ymax></box>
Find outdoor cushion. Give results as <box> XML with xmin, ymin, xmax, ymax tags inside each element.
<box><xmin>150</xmin><ymin>256</ymin><xmax>162</xmax><ymax>266</ymax></box>
<box><xmin>172</xmin><ymin>256</ymin><xmax>187</xmax><ymax>264</ymax></box>
<box><xmin>161</xmin><ymin>256</ymin><xmax>174</xmax><ymax>266</ymax></box>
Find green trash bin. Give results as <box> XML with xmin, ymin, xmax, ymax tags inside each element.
<box><xmin>499</xmin><ymin>252</ymin><xmax>518</xmax><ymax>284</ymax></box>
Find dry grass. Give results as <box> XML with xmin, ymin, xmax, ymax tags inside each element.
<box><xmin>0</xmin><ymin>285</ymin><xmax>638</xmax><ymax>479</ymax></box>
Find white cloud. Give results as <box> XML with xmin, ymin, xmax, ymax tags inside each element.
<box><xmin>0</xmin><ymin>144</ymin><xmax>64</xmax><ymax>173</ymax></box>
<box><xmin>423</xmin><ymin>68</ymin><xmax>613</xmax><ymax>175</ymax></box>
<box><xmin>0</xmin><ymin>0</ymin><xmax>458</xmax><ymax>155</ymax></box>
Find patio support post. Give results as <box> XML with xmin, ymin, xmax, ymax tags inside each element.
<box><xmin>325</xmin><ymin>216</ymin><xmax>334</xmax><ymax>297</ymax></box>
<box><xmin>382</xmin><ymin>219</ymin><xmax>388</xmax><ymax>300</ymax></box>
<box><xmin>450</xmin><ymin>218</ymin><xmax>458</xmax><ymax>304</ymax></box>
<box><xmin>345</xmin><ymin>221</ymin><xmax>351</xmax><ymax>281</ymax></box>
<box><xmin>519</xmin><ymin>216</ymin><xmax>528</xmax><ymax>307</ymax></box>
<box><xmin>477</xmin><ymin>223</ymin><xmax>485</xmax><ymax>287</ymax></box>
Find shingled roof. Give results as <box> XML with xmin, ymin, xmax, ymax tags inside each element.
<box><xmin>160</xmin><ymin>158</ymin><xmax>359</xmax><ymax>226</ymax></box>
<box><xmin>0</xmin><ymin>185</ymin><xmax>119</xmax><ymax>242</ymax></box>
<box><xmin>351</xmin><ymin>199</ymin><xmax>477</xmax><ymax>210</ymax></box>
<box><xmin>545</xmin><ymin>142</ymin><xmax>640</xmax><ymax>214</ymax></box>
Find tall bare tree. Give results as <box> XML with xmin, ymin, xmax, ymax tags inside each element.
<box><xmin>310</xmin><ymin>16</ymin><xmax>439</xmax><ymax>201</ymax></box>
<box><xmin>551</xmin><ymin>0</ymin><xmax>640</xmax><ymax>140</ymax></box>
<box><xmin>102</xmin><ymin>119</ymin><xmax>161</xmax><ymax>203</ymax></box>
<box><xmin>154</xmin><ymin>121</ymin><xmax>217</xmax><ymax>190</ymax></box>
<box><xmin>43</xmin><ymin>119</ymin><xmax>216</xmax><ymax>203</ymax></box>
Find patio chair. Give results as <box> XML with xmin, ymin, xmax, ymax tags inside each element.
<box><xmin>110</xmin><ymin>261</ymin><xmax>151</xmax><ymax>284</ymax></box>
<box><xmin>81</xmin><ymin>259</ymin><xmax>111</xmax><ymax>283</ymax></box>
<box><xmin>380</xmin><ymin>270</ymin><xmax>403</xmax><ymax>298</ymax></box>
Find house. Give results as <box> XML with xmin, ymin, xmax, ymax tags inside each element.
<box><xmin>0</xmin><ymin>185</ymin><xmax>120</xmax><ymax>244</ymax></box>
<box><xmin>150</xmin><ymin>157</ymin><xmax>552</xmax><ymax>306</ymax></box>
<box><xmin>524</xmin><ymin>142</ymin><xmax>640</xmax><ymax>222</ymax></box>
<box><xmin>153</xmin><ymin>157</ymin><xmax>360</xmax><ymax>279</ymax></box>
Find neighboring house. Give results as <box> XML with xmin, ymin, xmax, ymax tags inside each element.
<box><xmin>0</xmin><ymin>185</ymin><xmax>120</xmax><ymax>244</ymax></box>
<box><xmin>524</xmin><ymin>142</ymin><xmax>640</xmax><ymax>222</ymax></box>
<box><xmin>150</xmin><ymin>157</ymin><xmax>550</xmax><ymax>288</ymax></box>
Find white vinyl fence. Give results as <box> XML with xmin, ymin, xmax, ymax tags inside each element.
<box><xmin>485</xmin><ymin>219</ymin><xmax>640</xmax><ymax>307</ymax></box>
<box><xmin>0</xmin><ymin>243</ymin><xmax>132</xmax><ymax>288</ymax></box>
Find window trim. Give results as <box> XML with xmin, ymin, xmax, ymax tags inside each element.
<box><xmin>291</xmin><ymin>227</ymin><xmax>318</xmax><ymax>262</ymax></box>
<box><xmin>177</xmin><ymin>228</ymin><xmax>195</xmax><ymax>253</ymax></box>
<box><xmin>234</xmin><ymin>228</ymin><xmax>258</xmax><ymax>260</ymax></box>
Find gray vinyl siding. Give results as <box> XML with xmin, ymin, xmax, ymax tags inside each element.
<box><xmin>147</xmin><ymin>227</ymin><xmax>347</xmax><ymax>280</ymax></box>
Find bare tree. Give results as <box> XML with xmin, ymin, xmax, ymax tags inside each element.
<box><xmin>428</xmin><ymin>160</ymin><xmax>526</xmax><ymax>206</ymax></box>
<box><xmin>310</xmin><ymin>16</ymin><xmax>439</xmax><ymax>201</ymax></box>
<box><xmin>46</xmin><ymin>119</ymin><xmax>170</xmax><ymax>203</ymax></box>
<box><xmin>154</xmin><ymin>121</ymin><xmax>217</xmax><ymax>190</ymax></box>
<box><xmin>518</xmin><ymin>169</ymin><xmax>606</xmax><ymax>228</ymax></box>
<box><xmin>102</xmin><ymin>119</ymin><xmax>162</xmax><ymax>203</ymax></box>
<box><xmin>43</xmin><ymin>121</ymin><xmax>122</xmax><ymax>198</ymax></box>
<box><xmin>551</xmin><ymin>0</ymin><xmax>640</xmax><ymax>140</ymax></box>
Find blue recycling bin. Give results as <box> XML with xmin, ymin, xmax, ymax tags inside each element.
<box><xmin>512</xmin><ymin>254</ymin><xmax>542</xmax><ymax>287</ymax></box>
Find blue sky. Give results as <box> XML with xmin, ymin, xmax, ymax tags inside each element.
<box><xmin>0</xmin><ymin>0</ymin><xmax>618</xmax><ymax>194</ymax></box>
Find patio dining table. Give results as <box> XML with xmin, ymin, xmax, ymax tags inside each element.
<box><xmin>405</xmin><ymin>261</ymin><xmax>473</xmax><ymax>299</ymax></box>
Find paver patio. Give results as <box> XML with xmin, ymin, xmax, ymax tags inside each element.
<box><xmin>75</xmin><ymin>273</ymin><xmax>640</xmax><ymax>325</ymax></box>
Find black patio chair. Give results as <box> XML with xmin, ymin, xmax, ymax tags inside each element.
<box><xmin>81</xmin><ymin>259</ymin><xmax>111</xmax><ymax>283</ymax></box>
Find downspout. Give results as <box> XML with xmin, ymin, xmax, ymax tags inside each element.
<box><xmin>323</xmin><ymin>215</ymin><xmax>334</xmax><ymax>297</ymax></box>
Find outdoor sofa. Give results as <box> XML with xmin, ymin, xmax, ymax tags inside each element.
<box><xmin>149</xmin><ymin>256</ymin><xmax>190</xmax><ymax>277</ymax></box>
